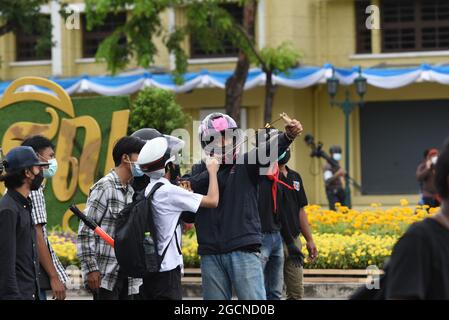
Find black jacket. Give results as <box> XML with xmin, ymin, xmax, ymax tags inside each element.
<box><xmin>188</xmin><ymin>133</ymin><xmax>292</xmax><ymax>255</ymax></box>
<box><xmin>0</xmin><ymin>190</ymin><xmax>39</xmax><ymax>300</ymax></box>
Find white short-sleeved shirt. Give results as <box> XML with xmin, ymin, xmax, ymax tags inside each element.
<box><xmin>145</xmin><ymin>177</ymin><xmax>203</xmax><ymax>272</ymax></box>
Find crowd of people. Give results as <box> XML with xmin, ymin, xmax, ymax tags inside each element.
<box><xmin>0</xmin><ymin>112</ymin><xmax>314</xmax><ymax>300</ymax></box>
<box><xmin>1</xmin><ymin>111</ymin><xmax>449</xmax><ymax>300</ymax></box>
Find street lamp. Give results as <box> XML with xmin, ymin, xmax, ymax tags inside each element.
<box><xmin>326</xmin><ymin>67</ymin><xmax>367</xmax><ymax>208</ymax></box>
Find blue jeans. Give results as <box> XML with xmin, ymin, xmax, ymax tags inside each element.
<box><xmin>260</xmin><ymin>231</ymin><xmax>284</xmax><ymax>300</ymax></box>
<box><xmin>200</xmin><ymin>251</ymin><xmax>266</xmax><ymax>300</ymax></box>
<box><xmin>39</xmin><ymin>289</ymin><xmax>47</xmax><ymax>300</ymax></box>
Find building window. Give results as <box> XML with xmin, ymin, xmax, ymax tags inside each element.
<box><xmin>190</xmin><ymin>3</ymin><xmax>244</xmax><ymax>59</ymax></box>
<box><xmin>355</xmin><ymin>0</ymin><xmax>372</xmax><ymax>54</ymax></box>
<box><xmin>381</xmin><ymin>0</ymin><xmax>449</xmax><ymax>52</ymax></box>
<box><xmin>15</xmin><ymin>15</ymin><xmax>51</xmax><ymax>61</ymax></box>
<box><xmin>82</xmin><ymin>12</ymin><xmax>127</xmax><ymax>58</ymax></box>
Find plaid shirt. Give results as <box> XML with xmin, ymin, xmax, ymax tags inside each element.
<box><xmin>30</xmin><ymin>186</ymin><xmax>69</xmax><ymax>284</ymax></box>
<box><xmin>77</xmin><ymin>170</ymin><xmax>142</xmax><ymax>295</ymax></box>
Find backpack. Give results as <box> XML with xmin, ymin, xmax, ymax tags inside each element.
<box><xmin>114</xmin><ymin>182</ymin><xmax>170</xmax><ymax>278</ymax></box>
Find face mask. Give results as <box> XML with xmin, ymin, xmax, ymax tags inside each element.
<box><xmin>30</xmin><ymin>170</ymin><xmax>44</xmax><ymax>191</ymax></box>
<box><xmin>131</xmin><ymin>163</ymin><xmax>144</xmax><ymax>177</ymax></box>
<box><xmin>278</xmin><ymin>150</ymin><xmax>291</xmax><ymax>165</ymax></box>
<box><xmin>431</xmin><ymin>156</ymin><xmax>438</xmax><ymax>165</ymax></box>
<box><xmin>333</xmin><ymin>153</ymin><xmax>342</xmax><ymax>161</ymax></box>
<box><xmin>43</xmin><ymin>158</ymin><xmax>58</xmax><ymax>179</ymax></box>
<box><xmin>125</xmin><ymin>155</ymin><xmax>144</xmax><ymax>178</ymax></box>
<box><xmin>145</xmin><ymin>168</ymin><xmax>165</xmax><ymax>180</ymax></box>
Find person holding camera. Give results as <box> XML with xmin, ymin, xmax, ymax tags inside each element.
<box><xmin>416</xmin><ymin>148</ymin><xmax>440</xmax><ymax>208</ymax></box>
<box><xmin>323</xmin><ymin>145</ymin><xmax>346</xmax><ymax>211</ymax></box>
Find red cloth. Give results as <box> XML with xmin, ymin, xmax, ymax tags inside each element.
<box><xmin>266</xmin><ymin>163</ymin><xmax>295</xmax><ymax>212</ymax></box>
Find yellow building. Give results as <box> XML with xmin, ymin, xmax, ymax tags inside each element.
<box><xmin>1</xmin><ymin>0</ymin><xmax>449</xmax><ymax>206</ymax></box>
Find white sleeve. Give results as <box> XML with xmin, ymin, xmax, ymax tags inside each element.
<box><xmin>324</xmin><ymin>170</ymin><xmax>333</xmax><ymax>181</ymax></box>
<box><xmin>166</xmin><ymin>185</ymin><xmax>203</xmax><ymax>213</ymax></box>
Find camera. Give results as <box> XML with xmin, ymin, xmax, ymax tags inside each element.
<box><xmin>304</xmin><ymin>134</ymin><xmax>339</xmax><ymax>168</ymax></box>
<box><xmin>304</xmin><ymin>134</ymin><xmax>362</xmax><ymax>192</ymax></box>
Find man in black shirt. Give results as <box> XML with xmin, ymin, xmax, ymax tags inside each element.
<box><xmin>188</xmin><ymin>113</ymin><xmax>303</xmax><ymax>300</ymax></box>
<box><xmin>384</xmin><ymin>138</ymin><xmax>449</xmax><ymax>299</ymax></box>
<box><xmin>257</xmin><ymin>169</ymin><xmax>285</xmax><ymax>300</ymax></box>
<box><xmin>278</xmin><ymin>148</ymin><xmax>317</xmax><ymax>300</ymax></box>
<box><xmin>0</xmin><ymin>146</ymin><xmax>49</xmax><ymax>300</ymax></box>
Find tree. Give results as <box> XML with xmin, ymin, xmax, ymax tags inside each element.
<box><xmin>85</xmin><ymin>0</ymin><xmax>259</xmax><ymax>125</ymax></box>
<box><xmin>0</xmin><ymin>0</ymin><xmax>53</xmax><ymax>65</ymax></box>
<box><xmin>258</xmin><ymin>42</ymin><xmax>302</xmax><ymax>124</ymax></box>
<box><xmin>128</xmin><ymin>87</ymin><xmax>190</xmax><ymax>135</ymax></box>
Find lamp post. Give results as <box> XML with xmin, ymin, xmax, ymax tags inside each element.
<box><xmin>326</xmin><ymin>67</ymin><xmax>367</xmax><ymax>208</ymax></box>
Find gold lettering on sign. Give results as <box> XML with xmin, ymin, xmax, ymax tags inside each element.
<box><xmin>0</xmin><ymin>77</ymin><xmax>130</xmax><ymax>228</ymax></box>
<box><xmin>1</xmin><ymin>107</ymin><xmax>60</xmax><ymax>151</ymax></box>
<box><xmin>53</xmin><ymin>116</ymin><xmax>101</xmax><ymax>200</ymax></box>
<box><xmin>62</xmin><ymin>203</ymin><xmax>86</xmax><ymax>233</ymax></box>
<box><xmin>104</xmin><ymin>109</ymin><xmax>130</xmax><ymax>175</ymax></box>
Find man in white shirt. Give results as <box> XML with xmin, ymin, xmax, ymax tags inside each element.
<box><xmin>137</xmin><ymin>136</ymin><xmax>219</xmax><ymax>300</ymax></box>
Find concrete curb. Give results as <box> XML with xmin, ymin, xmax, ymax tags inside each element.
<box><xmin>66</xmin><ymin>282</ymin><xmax>364</xmax><ymax>300</ymax></box>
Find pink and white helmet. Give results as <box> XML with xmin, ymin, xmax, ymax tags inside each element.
<box><xmin>198</xmin><ymin>112</ymin><xmax>242</xmax><ymax>161</ymax></box>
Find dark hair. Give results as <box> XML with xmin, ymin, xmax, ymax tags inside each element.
<box><xmin>423</xmin><ymin>149</ymin><xmax>429</xmax><ymax>159</ymax></box>
<box><xmin>435</xmin><ymin>138</ymin><xmax>449</xmax><ymax>200</ymax></box>
<box><xmin>0</xmin><ymin>169</ymin><xmax>27</xmax><ymax>189</ymax></box>
<box><xmin>112</xmin><ymin>136</ymin><xmax>146</xmax><ymax>167</ymax></box>
<box><xmin>21</xmin><ymin>135</ymin><xmax>55</xmax><ymax>154</ymax></box>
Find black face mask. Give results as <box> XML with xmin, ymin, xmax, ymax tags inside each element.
<box><xmin>278</xmin><ymin>150</ymin><xmax>291</xmax><ymax>165</ymax></box>
<box><xmin>30</xmin><ymin>170</ymin><xmax>44</xmax><ymax>191</ymax></box>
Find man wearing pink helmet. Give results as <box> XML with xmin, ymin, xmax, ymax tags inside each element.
<box><xmin>187</xmin><ymin>112</ymin><xmax>303</xmax><ymax>300</ymax></box>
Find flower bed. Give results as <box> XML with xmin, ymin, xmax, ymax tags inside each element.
<box><xmin>49</xmin><ymin>201</ymin><xmax>438</xmax><ymax>270</ymax></box>
<box><xmin>48</xmin><ymin>231</ymin><xmax>79</xmax><ymax>267</ymax></box>
<box><xmin>181</xmin><ymin>201</ymin><xmax>438</xmax><ymax>269</ymax></box>
<box><xmin>306</xmin><ymin>201</ymin><xmax>438</xmax><ymax>236</ymax></box>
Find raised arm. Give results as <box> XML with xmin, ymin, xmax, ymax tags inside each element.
<box><xmin>199</xmin><ymin>158</ymin><xmax>219</xmax><ymax>208</ymax></box>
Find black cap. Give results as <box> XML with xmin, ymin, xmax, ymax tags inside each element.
<box><xmin>3</xmin><ymin>146</ymin><xmax>49</xmax><ymax>173</ymax></box>
<box><xmin>329</xmin><ymin>145</ymin><xmax>342</xmax><ymax>154</ymax></box>
<box><xmin>131</xmin><ymin>128</ymin><xmax>163</xmax><ymax>141</ymax></box>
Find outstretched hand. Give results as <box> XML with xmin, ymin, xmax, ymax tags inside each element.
<box><xmin>281</xmin><ymin>113</ymin><xmax>303</xmax><ymax>140</ymax></box>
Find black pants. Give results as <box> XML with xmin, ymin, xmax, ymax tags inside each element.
<box><xmin>93</xmin><ymin>272</ymin><xmax>133</xmax><ymax>300</ymax></box>
<box><xmin>140</xmin><ymin>266</ymin><xmax>182</xmax><ymax>300</ymax></box>
<box><xmin>326</xmin><ymin>187</ymin><xmax>346</xmax><ymax>211</ymax></box>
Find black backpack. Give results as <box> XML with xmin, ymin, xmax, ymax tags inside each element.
<box><xmin>114</xmin><ymin>182</ymin><xmax>169</xmax><ymax>278</ymax></box>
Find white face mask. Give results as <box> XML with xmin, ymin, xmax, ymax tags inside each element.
<box><xmin>431</xmin><ymin>156</ymin><xmax>438</xmax><ymax>165</ymax></box>
<box><xmin>43</xmin><ymin>158</ymin><xmax>58</xmax><ymax>179</ymax></box>
<box><xmin>333</xmin><ymin>153</ymin><xmax>342</xmax><ymax>161</ymax></box>
<box><xmin>145</xmin><ymin>168</ymin><xmax>165</xmax><ymax>180</ymax></box>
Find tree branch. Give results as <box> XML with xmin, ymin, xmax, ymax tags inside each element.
<box><xmin>0</xmin><ymin>22</ymin><xmax>15</xmax><ymax>37</ymax></box>
<box><xmin>232</xmin><ymin>18</ymin><xmax>268</xmax><ymax>71</ymax></box>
